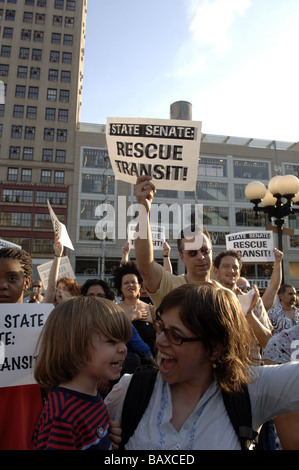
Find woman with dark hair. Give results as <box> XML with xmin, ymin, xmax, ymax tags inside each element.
<box><xmin>0</xmin><ymin>247</ymin><xmax>44</xmax><ymax>449</ymax></box>
<box><xmin>106</xmin><ymin>282</ymin><xmax>299</xmax><ymax>450</ymax></box>
<box><xmin>113</xmin><ymin>262</ymin><xmax>156</xmax><ymax>356</ymax></box>
<box><xmin>81</xmin><ymin>278</ymin><xmax>115</xmax><ymax>300</ymax></box>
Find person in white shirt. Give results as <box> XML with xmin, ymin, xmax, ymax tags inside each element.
<box><xmin>105</xmin><ymin>282</ymin><xmax>299</xmax><ymax>450</ymax></box>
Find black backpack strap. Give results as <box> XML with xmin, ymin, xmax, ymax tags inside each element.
<box><xmin>222</xmin><ymin>385</ymin><xmax>258</xmax><ymax>450</ymax></box>
<box><xmin>120</xmin><ymin>366</ymin><xmax>158</xmax><ymax>449</ymax></box>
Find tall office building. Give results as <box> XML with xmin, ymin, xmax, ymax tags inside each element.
<box><xmin>0</xmin><ymin>0</ymin><xmax>87</xmax><ymax>274</ymax></box>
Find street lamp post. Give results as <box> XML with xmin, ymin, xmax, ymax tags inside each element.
<box><xmin>245</xmin><ymin>175</ymin><xmax>299</xmax><ymax>283</ymax></box>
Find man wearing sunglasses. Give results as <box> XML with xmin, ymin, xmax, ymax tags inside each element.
<box><xmin>134</xmin><ymin>176</ymin><xmax>217</xmax><ymax>308</ymax></box>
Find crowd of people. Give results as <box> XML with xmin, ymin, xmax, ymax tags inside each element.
<box><xmin>0</xmin><ymin>174</ymin><xmax>299</xmax><ymax>451</ymax></box>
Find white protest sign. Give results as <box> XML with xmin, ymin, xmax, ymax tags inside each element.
<box><xmin>128</xmin><ymin>222</ymin><xmax>166</xmax><ymax>250</ymax></box>
<box><xmin>0</xmin><ymin>239</ymin><xmax>22</xmax><ymax>249</ymax></box>
<box><xmin>0</xmin><ymin>303</ymin><xmax>53</xmax><ymax>388</ymax></box>
<box><xmin>226</xmin><ymin>231</ymin><xmax>275</xmax><ymax>262</ymax></box>
<box><xmin>47</xmin><ymin>200</ymin><xmax>74</xmax><ymax>250</ymax></box>
<box><xmin>106</xmin><ymin>117</ymin><xmax>202</xmax><ymax>191</ymax></box>
<box><xmin>37</xmin><ymin>256</ymin><xmax>75</xmax><ymax>290</ymax></box>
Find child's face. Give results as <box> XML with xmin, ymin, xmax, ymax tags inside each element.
<box><xmin>0</xmin><ymin>259</ymin><xmax>31</xmax><ymax>303</ymax></box>
<box><xmin>85</xmin><ymin>333</ymin><xmax>127</xmax><ymax>385</ymax></box>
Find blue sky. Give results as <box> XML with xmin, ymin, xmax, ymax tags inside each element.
<box><xmin>80</xmin><ymin>0</ymin><xmax>299</xmax><ymax>143</ymax></box>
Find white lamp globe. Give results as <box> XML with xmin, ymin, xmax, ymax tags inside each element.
<box><xmin>245</xmin><ymin>181</ymin><xmax>267</xmax><ymax>201</ymax></box>
<box><xmin>278</xmin><ymin>175</ymin><xmax>299</xmax><ymax>196</ymax></box>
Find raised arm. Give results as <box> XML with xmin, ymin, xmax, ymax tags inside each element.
<box><xmin>261</xmin><ymin>248</ymin><xmax>283</xmax><ymax>311</ymax></box>
<box><xmin>134</xmin><ymin>176</ymin><xmax>163</xmax><ymax>294</ymax></box>
<box><xmin>162</xmin><ymin>241</ymin><xmax>173</xmax><ymax>274</ymax></box>
<box><xmin>42</xmin><ymin>237</ymin><xmax>63</xmax><ymax>304</ymax></box>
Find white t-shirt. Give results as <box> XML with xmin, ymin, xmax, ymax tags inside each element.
<box><xmin>105</xmin><ymin>362</ymin><xmax>299</xmax><ymax>450</ymax></box>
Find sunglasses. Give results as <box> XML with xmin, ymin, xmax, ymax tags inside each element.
<box><xmin>182</xmin><ymin>248</ymin><xmax>211</xmax><ymax>258</ymax></box>
<box><xmin>238</xmin><ymin>285</ymin><xmax>250</xmax><ymax>291</ymax></box>
<box><xmin>153</xmin><ymin>313</ymin><xmax>202</xmax><ymax>346</ymax></box>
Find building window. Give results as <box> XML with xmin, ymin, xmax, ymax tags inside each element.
<box><xmin>44</xmin><ymin>128</ymin><xmax>54</xmax><ymax>141</ymax></box>
<box><xmin>59</xmin><ymin>89</ymin><xmax>69</xmax><ymax>102</ymax></box>
<box><xmin>9</xmin><ymin>146</ymin><xmax>20</xmax><ymax>159</ymax></box>
<box><xmin>3</xmin><ymin>28</ymin><xmax>14</xmax><ymax>39</ymax></box>
<box><xmin>56</xmin><ymin>149</ymin><xmax>66</xmax><ymax>162</ymax></box>
<box><xmin>65</xmin><ymin>17</ymin><xmax>74</xmax><ymax>27</ymax></box>
<box><xmin>0</xmin><ymin>104</ymin><xmax>4</xmax><ymax>117</ymax></box>
<box><xmin>23</xmin><ymin>147</ymin><xmax>34</xmax><ymax>160</ymax></box>
<box><xmin>57</xmin><ymin>129</ymin><xmax>67</xmax><ymax>142</ymax></box>
<box><xmin>17</xmin><ymin>66</ymin><xmax>28</xmax><ymax>78</ymax></box>
<box><xmin>26</xmin><ymin>106</ymin><xmax>37</xmax><ymax>119</ymax></box>
<box><xmin>37</xmin><ymin>0</ymin><xmax>47</xmax><ymax>7</ymax></box>
<box><xmin>33</xmin><ymin>31</ymin><xmax>43</xmax><ymax>42</ymax></box>
<box><xmin>61</xmin><ymin>70</ymin><xmax>71</xmax><ymax>82</ymax></box>
<box><xmin>41</xmin><ymin>170</ymin><xmax>51</xmax><ymax>183</ymax></box>
<box><xmin>42</xmin><ymin>149</ymin><xmax>53</xmax><ymax>162</ymax></box>
<box><xmin>0</xmin><ymin>212</ymin><xmax>32</xmax><ymax>228</ymax></box>
<box><xmin>58</xmin><ymin>109</ymin><xmax>68</xmax><ymax>121</ymax></box>
<box><xmin>233</xmin><ymin>160</ymin><xmax>270</xmax><ymax>180</ymax></box>
<box><xmin>51</xmin><ymin>33</ymin><xmax>61</xmax><ymax>44</ymax></box>
<box><xmin>35</xmin><ymin>13</ymin><xmax>45</xmax><ymax>24</ymax></box>
<box><xmin>32</xmin><ymin>239</ymin><xmax>53</xmax><ymax>255</ymax></box>
<box><xmin>54</xmin><ymin>0</ymin><xmax>64</xmax><ymax>8</ymax></box>
<box><xmin>62</xmin><ymin>52</ymin><xmax>72</xmax><ymax>64</ymax></box>
<box><xmin>198</xmin><ymin>157</ymin><xmax>227</xmax><ymax>177</ymax></box>
<box><xmin>2</xmin><ymin>189</ymin><xmax>33</xmax><ymax>204</ymax></box>
<box><xmin>32</xmin><ymin>49</ymin><xmax>42</xmax><ymax>60</ymax></box>
<box><xmin>25</xmin><ymin>126</ymin><xmax>35</xmax><ymax>139</ymax></box>
<box><xmin>28</xmin><ymin>86</ymin><xmax>39</xmax><ymax>99</ymax></box>
<box><xmin>63</xmin><ymin>34</ymin><xmax>73</xmax><ymax>46</ymax></box>
<box><xmin>13</xmin><ymin>105</ymin><xmax>24</xmax><ymax>118</ymax></box>
<box><xmin>19</xmin><ymin>47</ymin><xmax>29</xmax><ymax>59</ymax></box>
<box><xmin>25</xmin><ymin>0</ymin><xmax>35</xmax><ymax>5</ymax></box>
<box><xmin>21</xmin><ymin>29</ymin><xmax>31</xmax><ymax>40</ymax></box>
<box><xmin>36</xmin><ymin>190</ymin><xmax>66</xmax><ymax>204</ymax></box>
<box><xmin>30</xmin><ymin>67</ymin><xmax>40</xmax><ymax>79</ymax></box>
<box><xmin>66</xmin><ymin>0</ymin><xmax>76</xmax><ymax>11</ymax></box>
<box><xmin>45</xmin><ymin>107</ymin><xmax>56</xmax><ymax>120</ymax></box>
<box><xmin>11</xmin><ymin>125</ymin><xmax>22</xmax><ymax>138</ymax></box>
<box><xmin>54</xmin><ymin>171</ymin><xmax>64</xmax><ymax>184</ymax></box>
<box><xmin>5</xmin><ymin>9</ymin><xmax>16</xmax><ymax>21</ymax></box>
<box><xmin>15</xmin><ymin>85</ymin><xmax>26</xmax><ymax>98</ymax></box>
<box><xmin>7</xmin><ymin>168</ymin><xmax>18</xmax><ymax>181</ymax></box>
<box><xmin>1</xmin><ymin>45</ymin><xmax>11</xmax><ymax>57</ymax></box>
<box><xmin>0</xmin><ymin>64</ymin><xmax>9</xmax><ymax>76</ymax></box>
<box><xmin>23</xmin><ymin>11</ymin><xmax>33</xmax><ymax>23</ymax></box>
<box><xmin>47</xmin><ymin>88</ymin><xmax>57</xmax><ymax>101</ymax></box>
<box><xmin>53</xmin><ymin>15</ymin><xmax>62</xmax><ymax>26</ymax></box>
<box><xmin>48</xmin><ymin>69</ymin><xmax>58</xmax><ymax>81</ymax></box>
<box><xmin>21</xmin><ymin>168</ymin><xmax>32</xmax><ymax>182</ymax></box>
<box><xmin>50</xmin><ymin>51</ymin><xmax>60</xmax><ymax>63</ymax></box>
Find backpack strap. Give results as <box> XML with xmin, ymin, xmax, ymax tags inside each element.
<box><xmin>222</xmin><ymin>385</ymin><xmax>258</xmax><ymax>450</ymax></box>
<box><xmin>120</xmin><ymin>366</ymin><xmax>158</xmax><ymax>448</ymax></box>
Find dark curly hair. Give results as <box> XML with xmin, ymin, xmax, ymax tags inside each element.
<box><xmin>81</xmin><ymin>279</ymin><xmax>115</xmax><ymax>301</ymax></box>
<box><xmin>113</xmin><ymin>262</ymin><xmax>143</xmax><ymax>296</ymax></box>
<box><xmin>0</xmin><ymin>247</ymin><xmax>33</xmax><ymax>279</ymax></box>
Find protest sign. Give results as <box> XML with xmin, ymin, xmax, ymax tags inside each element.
<box><xmin>226</xmin><ymin>231</ymin><xmax>275</xmax><ymax>262</ymax></box>
<box><xmin>0</xmin><ymin>239</ymin><xmax>22</xmax><ymax>249</ymax></box>
<box><xmin>128</xmin><ymin>222</ymin><xmax>166</xmax><ymax>250</ymax></box>
<box><xmin>106</xmin><ymin>117</ymin><xmax>202</xmax><ymax>191</ymax></box>
<box><xmin>47</xmin><ymin>200</ymin><xmax>74</xmax><ymax>250</ymax></box>
<box><xmin>0</xmin><ymin>303</ymin><xmax>53</xmax><ymax>388</ymax></box>
<box><xmin>37</xmin><ymin>256</ymin><xmax>75</xmax><ymax>290</ymax></box>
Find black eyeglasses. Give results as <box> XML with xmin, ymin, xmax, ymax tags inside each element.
<box><xmin>182</xmin><ymin>248</ymin><xmax>211</xmax><ymax>258</ymax></box>
<box><xmin>153</xmin><ymin>314</ymin><xmax>202</xmax><ymax>346</ymax></box>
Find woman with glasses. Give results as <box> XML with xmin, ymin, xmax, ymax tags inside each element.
<box><xmin>105</xmin><ymin>282</ymin><xmax>299</xmax><ymax>450</ymax></box>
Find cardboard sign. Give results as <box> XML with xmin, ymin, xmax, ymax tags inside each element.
<box><xmin>128</xmin><ymin>222</ymin><xmax>166</xmax><ymax>250</ymax></box>
<box><xmin>0</xmin><ymin>303</ymin><xmax>53</xmax><ymax>388</ymax></box>
<box><xmin>0</xmin><ymin>239</ymin><xmax>22</xmax><ymax>249</ymax></box>
<box><xmin>226</xmin><ymin>231</ymin><xmax>275</xmax><ymax>262</ymax></box>
<box><xmin>37</xmin><ymin>256</ymin><xmax>75</xmax><ymax>290</ymax></box>
<box><xmin>106</xmin><ymin>117</ymin><xmax>202</xmax><ymax>191</ymax></box>
<box><xmin>47</xmin><ymin>200</ymin><xmax>74</xmax><ymax>250</ymax></box>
